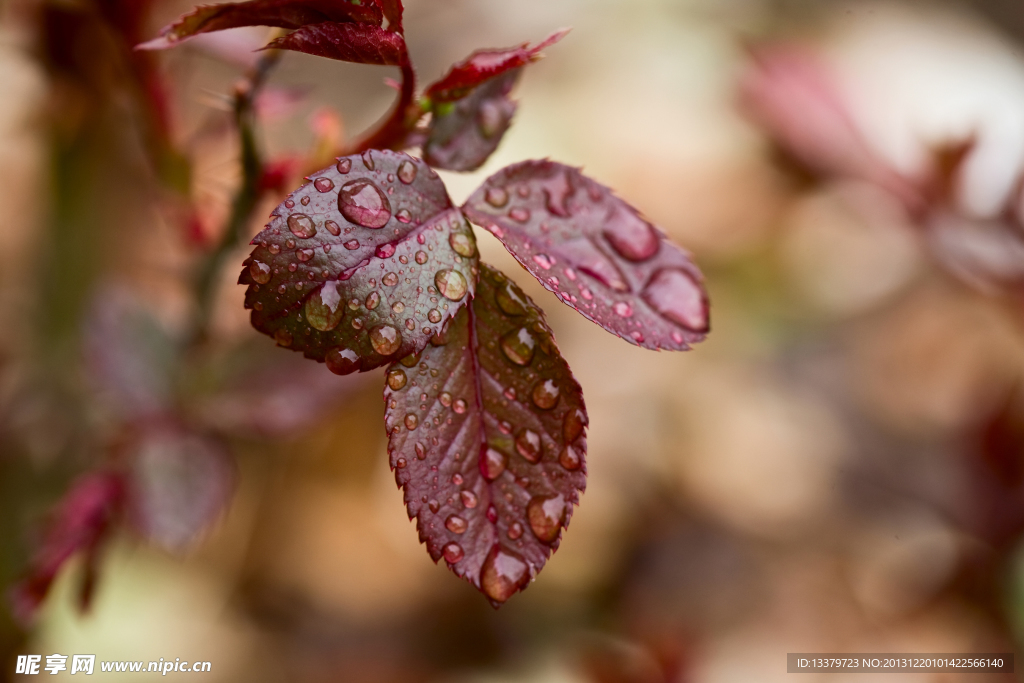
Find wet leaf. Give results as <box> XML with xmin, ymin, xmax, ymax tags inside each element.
<box><xmin>126</xmin><ymin>424</ymin><xmax>235</xmax><ymax>552</ymax></box>
<box><xmin>265</xmin><ymin>21</ymin><xmax>407</xmax><ymax>65</ymax></box>
<box><xmin>384</xmin><ymin>264</ymin><xmax>586</xmax><ymax>605</ymax></box>
<box><xmin>462</xmin><ymin>161</ymin><xmax>709</xmax><ymax>351</ymax></box>
<box><xmin>136</xmin><ymin>0</ymin><xmax>382</xmax><ymax>50</ymax></box>
<box><xmin>239</xmin><ymin>150</ymin><xmax>478</xmax><ymax>372</ymax></box>
<box><xmin>421</xmin><ymin>29</ymin><xmax>568</xmax><ymax>172</ymax></box>
<box><xmin>9</xmin><ymin>472</ymin><xmax>124</xmax><ymax>624</ymax></box>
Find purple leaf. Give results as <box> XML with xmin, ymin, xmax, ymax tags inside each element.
<box><xmin>239</xmin><ymin>150</ymin><xmax>479</xmax><ymax>372</ymax></box>
<box><xmin>9</xmin><ymin>472</ymin><xmax>124</xmax><ymax>624</ymax></box>
<box><xmin>125</xmin><ymin>424</ymin><xmax>235</xmax><ymax>551</ymax></box>
<box><xmin>136</xmin><ymin>0</ymin><xmax>382</xmax><ymax>50</ymax></box>
<box><xmin>264</xmin><ymin>21</ymin><xmax>407</xmax><ymax>65</ymax></box>
<box><xmin>384</xmin><ymin>264</ymin><xmax>586</xmax><ymax>605</ymax></box>
<box><xmin>462</xmin><ymin>161</ymin><xmax>710</xmax><ymax>351</ymax></box>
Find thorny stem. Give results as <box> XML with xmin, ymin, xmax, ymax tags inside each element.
<box><xmin>191</xmin><ymin>49</ymin><xmax>281</xmax><ymax>343</ymax></box>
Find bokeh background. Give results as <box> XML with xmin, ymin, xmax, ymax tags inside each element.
<box><xmin>3</xmin><ymin>0</ymin><xmax>1024</xmax><ymax>680</ymax></box>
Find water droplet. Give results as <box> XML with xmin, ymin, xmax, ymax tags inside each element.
<box><xmin>365</xmin><ymin>291</ymin><xmax>381</xmax><ymax>310</ymax></box>
<box><xmin>337</xmin><ymin>158</ymin><xmax>352</xmax><ymax>174</ymax></box>
<box><xmin>395</xmin><ymin>209</ymin><xmax>412</xmax><ymax>223</ymax></box>
<box><xmin>428</xmin><ymin>499</ymin><xmax>440</xmax><ymax>513</ymax></box>
<box><xmin>396</xmin><ymin>457</ymin><xmax>407</xmax><ymax>468</ymax></box>
<box><xmin>361</xmin><ymin>151</ymin><xmax>375</xmax><ymax>170</ymax></box>
<box><xmin>480</xmin><ymin>546</ymin><xmax>528</xmax><ymax>603</ymax></box>
<box><xmin>507</xmin><ymin>522</ymin><xmax>523</xmax><ymax>540</ymax></box>
<box><xmin>300</xmin><ymin>196</ymin><xmax>310</xmax><ymax>206</ymax></box>
<box><xmin>504</xmin><ymin>387</ymin><xmax>517</xmax><ymax>400</ymax></box>
<box><xmin>369</xmin><ymin>324</ymin><xmax>402</xmax><ymax>355</ymax></box>
<box><xmin>631</xmin><ymin>331</ymin><xmax>645</xmax><ymax>343</ymax></box>
<box><xmin>439</xmin><ymin>392</ymin><xmax>452</xmax><ymax>407</ymax></box>
<box><xmin>405</xmin><ymin>319</ymin><xmax>416</xmax><ymax>330</ymax></box>
<box><xmin>445</xmin><ymin>515</ymin><xmax>467</xmax><ymax>534</ymax></box>
<box><xmin>481</xmin><ymin>447</ymin><xmax>507</xmax><ymax>481</ymax></box>
<box><xmin>249</xmin><ymin>260</ymin><xmax>271</xmax><ymax>284</ymax></box>
<box><xmin>477</xmin><ymin>99</ymin><xmax>505</xmax><ymax>138</ymax></box>
<box><xmin>287</xmin><ymin>213</ymin><xmax>316</xmax><ymax>238</ymax></box>
<box><xmin>453</xmin><ymin>399</ymin><xmax>467</xmax><ymax>414</ymax></box>
<box><xmin>375</xmin><ymin>243</ymin><xmax>396</xmax><ymax>258</ymax></box>
<box><xmin>339</xmin><ymin>179</ymin><xmax>391</xmax><ymax>228</ymax></box>
<box><xmin>297</xmin><ymin>248</ymin><xmax>315</xmax><ymax>262</ymax></box>
<box><xmin>325</xmin><ymin>219</ymin><xmax>341</xmax><ymax>236</ymax></box>
<box><xmin>399</xmin><ymin>351</ymin><xmax>421</xmax><ymax>367</ymax></box>
<box><xmin>531</xmin><ymin>380</ymin><xmax>559</xmax><ymax>410</ymax></box>
<box><xmin>314</xmin><ymin>177</ymin><xmax>334</xmax><ymax>193</ymax></box>
<box><xmin>485</xmin><ymin>187</ymin><xmax>508</xmax><ymax>207</ymax></box>
<box><xmin>343</xmin><ymin>239</ymin><xmax>360</xmax><ymax>250</ymax></box>
<box><xmin>352</xmin><ymin>317</ymin><xmax>364</xmax><ymax>329</ymax></box>
<box><xmin>451</xmin><ymin>473</ymin><xmax>464</xmax><ymax>485</ymax></box>
<box><xmin>288</xmin><ymin>263</ymin><xmax>298</xmax><ymax>272</ymax></box>
<box><xmin>460</xmin><ymin>490</ymin><xmax>478</xmax><ymax>508</ymax></box>
<box><xmin>305</xmin><ymin>283</ymin><xmax>344</xmax><ymax>331</ymax></box>
<box><xmin>404</xmin><ymin>413</ymin><xmax>419</xmax><ymax>430</ymax></box>
<box><xmin>604</xmin><ymin>206</ymin><xmax>660</xmax><ymax>261</ymax></box>
<box><xmin>486</xmin><ymin>505</ymin><xmax>498</xmax><ymax>523</ymax></box>
<box><xmin>498</xmin><ymin>420</ymin><xmax>512</xmax><ymax>434</ymax></box>
<box><xmin>254</xmin><ymin>302</ymin><xmax>263</xmax><ymax>311</ymax></box>
<box><xmin>449</xmin><ymin>231</ymin><xmax>476</xmax><ymax>257</ymax></box>
<box><xmin>515</xmin><ymin>429</ymin><xmax>542</xmax><ymax>463</ymax></box>
<box><xmin>387</xmin><ymin>368</ymin><xmax>407</xmax><ymax>390</ymax></box>
<box><xmin>527</xmin><ymin>494</ymin><xmax>565</xmax><ymax>544</ymax></box>
<box><xmin>500</xmin><ymin>327</ymin><xmax>536</xmax><ymax>366</ymax></box>
<box><xmin>580</xmin><ymin>287</ymin><xmax>593</xmax><ymax>300</ymax></box>
<box><xmin>273</xmin><ymin>328</ymin><xmax>293</xmax><ymax>347</ymax></box>
<box><xmin>397</xmin><ymin>159</ymin><xmax>417</xmax><ymax>184</ymax></box>
<box><xmin>415</xmin><ymin>442</ymin><xmax>427</xmax><ymax>459</ymax></box>
<box><xmin>325</xmin><ymin>347</ymin><xmax>359</xmax><ymax>374</ymax></box>
<box><xmin>495</xmin><ymin>282</ymin><xmax>527</xmax><ymax>316</ymax></box>
<box><xmin>641</xmin><ymin>268</ymin><xmax>708</xmax><ymax>332</ymax></box>
<box><xmin>532</xmin><ymin>254</ymin><xmax>554</xmax><ymax>270</ymax></box>
<box><xmin>443</xmin><ymin>542</ymin><xmax>464</xmax><ymax>563</ymax></box>
<box><xmin>268</xmin><ymin>243</ymin><xmax>281</xmax><ymax>254</ymax></box>
<box><xmin>435</xmin><ymin>270</ymin><xmax>468</xmax><ymax>301</ymax></box>
<box><xmin>382</xmin><ymin>272</ymin><xmax>398</xmax><ymax>286</ymax></box>
<box><xmin>612</xmin><ymin>301</ymin><xmax>633</xmax><ymax>317</ymax></box>
<box><xmin>563</xmin><ymin>408</ymin><xmax>586</xmax><ymax>443</ymax></box>
<box><xmin>509</xmin><ymin>207</ymin><xmax>530</xmax><ymax>222</ymax></box>
<box><xmin>559</xmin><ymin>444</ymin><xmax>581</xmax><ymax>470</ymax></box>
<box><xmin>392</xmin><ymin>301</ymin><xmax>405</xmax><ymax>314</ymax></box>
<box><xmin>285</xmin><ymin>199</ymin><xmax>294</xmax><ymax>209</ymax></box>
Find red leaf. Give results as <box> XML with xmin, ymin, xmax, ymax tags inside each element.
<box><xmin>264</xmin><ymin>21</ymin><xmax>407</xmax><ymax>65</ymax></box>
<box><xmin>424</xmin><ymin>29</ymin><xmax>569</xmax><ymax>104</ymax></box>
<box><xmin>422</xmin><ymin>69</ymin><xmax>518</xmax><ymax>172</ymax></box>
<box><xmin>239</xmin><ymin>150</ymin><xmax>479</xmax><ymax>372</ymax></box>
<box><xmin>126</xmin><ymin>424</ymin><xmax>235</xmax><ymax>551</ymax></box>
<box><xmin>384</xmin><ymin>264</ymin><xmax>586</xmax><ymax>605</ymax></box>
<box><xmin>376</xmin><ymin>0</ymin><xmax>403</xmax><ymax>35</ymax></box>
<box><xmin>462</xmin><ymin>161</ymin><xmax>709</xmax><ymax>351</ymax></box>
<box><xmin>9</xmin><ymin>472</ymin><xmax>124</xmax><ymax>624</ymax></box>
<box><xmin>137</xmin><ymin>0</ymin><xmax>381</xmax><ymax>50</ymax></box>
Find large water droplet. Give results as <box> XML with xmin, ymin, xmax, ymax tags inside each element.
<box><xmin>305</xmin><ymin>283</ymin><xmax>344</xmax><ymax>331</ymax></box>
<box><xmin>326</xmin><ymin>347</ymin><xmax>359</xmax><ymax>374</ymax></box>
<box><xmin>314</xmin><ymin>177</ymin><xmax>334</xmax><ymax>193</ymax></box>
<box><xmin>443</xmin><ymin>542</ymin><xmax>464</xmax><ymax>563</ymax></box>
<box><xmin>481</xmin><ymin>446</ymin><xmax>507</xmax><ymax>481</ymax></box>
<box><xmin>435</xmin><ymin>270</ymin><xmax>468</xmax><ymax>301</ymax></box>
<box><xmin>325</xmin><ymin>220</ymin><xmax>341</xmax><ymax>236</ymax></box>
<box><xmin>397</xmin><ymin>159</ymin><xmax>417</xmax><ymax>184</ymax></box>
<box><xmin>460</xmin><ymin>490</ymin><xmax>478</xmax><ymax>508</ymax></box>
<box><xmin>249</xmin><ymin>260</ymin><xmax>271</xmax><ymax>284</ymax></box>
<box><xmin>369</xmin><ymin>324</ymin><xmax>402</xmax><ymax>355</ymax></box>
<box><xmin>485</xmin><ymin>187</ymin><xmax>508</xmax><ymax>208</ymax></box>
<box><xmin>500</xmin><ymin>327</ymin><xmax>536</xmax><ymax>366</ymax></box>
<box><xmin>531</xmin><ymin>380</ymin><xmax>559</xmax><ymax>410</ymax></box>
<box><xmin>445</xmin><ymin>515</ymin><xmax>467</xmax><ymax>534</ymax></box>
<box><xmin>495</xmin><ymin>282</ymin><xmax>527</xmax><ymax>316</ymax></box>
<box><xmin>387</xmin><ymin>367</ymin><xmax>407</xmax><ymax>390</ymax></box>
<box><xmin>563</xmin><ymin>408</ymin><xmax>586</xmax><ymax>443</ymax></box>
<box><xmin>480</xmin><ymin>546</ymin><xmax>529</xmax><ymax>603</ymax></box>
<box><xmin>559</xmin><ymin>444</ymin><xmax>581</xmax><ymax>470</ymax></box>
<box><xmin>287</xmin><ymin>213</ymin><xmax>317</xmax><ymax>238</ymax></box>
<box><xmin>641</xmin><ymin>268</ymin><xmax>708</xmax><ymax>332</ymax></box>
<box><xmin>339</xmin><ymin>179</ymin><xmax>391</xmax><ymax>228</ymax></box>
<box><xmin>515</xmin><ymin>428</ymin><xmax>542</xmax><ymax>463</ymax></box>
<box><xmin>527</xmin><ymin>494</ymin><xmax>565</xmax><ymax>544</ymax></box>
<box><xmin>273</xmin><ymin>328</ymin><xmax>293</xmax><ymax>347</ymax></box>
<box><xmin>449</xmin><ymin>231</ymin><xmax>476</xmax><ymax>257</ymax></box>
<box><xmin>604</xmin><ymin>206</ymin><xmax>659</xmax><ymax>261</ymax></box>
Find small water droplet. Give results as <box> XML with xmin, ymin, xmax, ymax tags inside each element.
<box><xmin>392</xmin><ymin>301</ymin><xmax>405</xmax><ymax>314</ymax></box>
<box><xmin>481</xmin><ymin>447</ymin><xmax>507</xmax><ymax>480</ymax></box>
<box><xmin>504</xmin><ymin>387</ymin><xmax>517</xmax><ymax>400</ymax></box>
<box><xmin>369</xmin><ymin>324</ymin><xmax>402</xmax><ymax>355</ymax></box>
<box><xmin>337</xmin><ymin>158</ymin><xmax>352</xmax><ymax>174</ymax></box>
<box><xmin>451</xmin><ymin>473</ymin><xmax>464</xmax><ymax>485</ymax></box>
<box><xmin>352</xmin><ymin>317</ymin><xmax>364</xmax><ymax>329</ymax></box>
<box><xmin>313</xmin><ymin>177</ymin><xmax>334</xmax><ymax>193</ymax></box>
<box><xmin>515</xmin><ymin>429</ymin><xmax>542</xmax><ymax>463</ymax></box>
<box><xmin>460</xmin><ymin>490</ymin><xmax>478</xmax><ymax>508</ymax></box>
<box><xmin>300</xmin><ymin>196</ymin><xmax>310</xmax><ymax>206</ymax></box>
<box><xmin>254</xmin><ymin>302</ymin><xmax>263</xmax><ymax>311</ymax></box>
<box><xmin>449</xmin><ymin>231</ymin><xmax>476</xmax><ymax>257</ymax></box>
<box><xmin>273</xmin><ymin>328</ymin><xmax>293</xmax><ymax>347</ymax></box>
<box><xmin>563</xmin><ymin>408</ymin><xmax>586</xmax><ymax>443</ymax></box>
<box><xmin>375</xmin><ymin>243</ymin><xmax>396</xmax><ymax>258</ymax></box>
<box><xmin>486</xmin><ymin>505</ymin><xmax>498</xmax><ymax>523</ymax></box>
<box><xmin>453</xmin><ymin>399</ymin><xmax>467</xmax><ymax>414</ymax></box>
<box><xmin>439</xmin><ymin>392</ymin><xmax>452</xmax><ymax>407</ymax></box>
<box><xmin>287</xmin><ymin>213</ymin><xmax>317</xmax><ymax>238</ymax></box>
<box><xmin>365</xmin><ymin>291</ymin><xmax>381</xmax><ymax>310</ymax></box>
<box><xmin>305</xmin><ymin>283</ymin><xmax>344</xmax><ymax>331</ymax></box>
<box><xmin>404</xmin><ymin>413</ymin><xmax>419</xmax><ymax>430</ymax></box>
<box><xmin>641</xmin><ymin>268</ymin><xmax>708</xmax><ymax>332</ymax></box>
<box><xmin>443</xmin><ymin>542</ymin><xmax>464</xmax><ymax>563</ymax></box>
<box><xmin>485</xmin><ymin>187</ymin><xmax>509</xmax><ymax>207</ymax></box>
<box><xmin>397</xmin><ymin>160</ymin><xmax>417</xmax><ymax>184</ymax></box>
<box><xmin>325</xmin><ymin>347</ymin><xmax>359</xmax><ymax>374</ymax></box>
<box><xmin>396</xmin><ymin>457</ymin><xmax>407</xmax><ymax>468</ymax></box>
<box><xmin>500</xmin><ymin>327</ymin><xmax>536</xmax><ymax>366</ymax></box>
<box><xmin>559</xmin><ymin>444</ymin><xmax>581</xmax><ymax>470</ymax></box>
<box><xmin>297</xmin><ymin>248</ymin><xmax>315</xmax><ymax>262</ymax></box>
<box><xmin>509</xmin><ymin>207</ymin><xmax>530</xmax><ymax>222</ymax></box>
<box><xmin>382</xmin><ymin>272</ymin><xmax>399</xmax><ymax>286</ymax></box>
<box><xmin>387</xmin><ymin>368</ymin><xmax>407</xmax><ymax>390</ymax></box>
<box><xmin>612</xmin><ymin>301</ymin><xmax>633</xmax><ymax>317</ymax></box>
<box><xmin>580</xmin><ymin>287</ymin><xmax>593</xmax><ymax>300</ymax></box>
<box><xmin>631</xmin><ymin>331</ymin><xmax>645</xmax><ymax>343</ymax></box>
<box><xmin>495</xmin><ymin>282</ymin><xmax>528</xmax><ymax>316</ymax></box>
<box><xmin>249</xmin><ymin>260</ymin><xmax>271</xmax><ymax>284</ymax></box>
<box><xmin>361</xmin><ymin>151</ymin><xmax>375</xmax><ymax>170</ymax></box>
<box><xmin>415</xmin><ymin>442</ymin><xmax>427</xmax><ymax>459</ymax></box>
<box><xmin>415</xmin><ymin>251</ymin><xmax>428</xmax><ymax>264</ymax></box>
<box><xmin>339</xmin><ymin>179</ymin><xmax>391</xmax><ymax>228</ymax></box>
<box><xmin>268</xmin><ymin>243</ymin><xmax>281</xmax><ymax>254</ymax></box>
<box><xmin>428</xmin><ymin>499</ymin><xmax>440</xmax><ymax>513</ymax></box>
<box><xmin>527</xmin><ymin>494</ymin><xmax>565</xmax><ymax>544</ymax></box>
<box><xmin>480</xmin><ymin>546</ymin><xmax>528</xmax><ymax>603</ymax></box>
<box><xmin>445</xmin><ymin>515</ymin><xmax>467</xmax><ymax>534</ymax></box>
<box><xmin>532</xmin><ymin>380</ymin><xmax>559</xmax><ymax>410</ymax></box>
<box><xmin>507</xmin><ymin>522</ymin><xmax>523</xmax><ymax>540</ymax></box>
<box><xmin>395</xmin><ymin>209</ymin><xmax>412</xmax><ymax>223</ymax></box>
<box><xmin>325</xmin><ymin>220</ymin><xmax>341</xmax><ymax>236</ymax></box>
<box><xmin>285</xmin><ymin>199</ymin><xmax>294</xmax><ymax>209</ymax></box>
<box><xmin>343</xmin><ymin>239</ymin><xmax>360</xmax><ymax>250</ymax></box>
<box><xmin>532</xmin><ymin>254</ymin><xmax>554</xmax><ymax>270</ymax></box>
<box><xmin>435</xmin><ymin>270</ymin><xmax>468</xmax><ymax>301</ymax></box>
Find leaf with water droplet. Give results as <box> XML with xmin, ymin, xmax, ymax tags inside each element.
<box><xmin>383</xmin><ymin>264</ymin><xmax>586</xmax><ymax>606</ymax></box>
<box><xmin>240</xmin><ymin>150</ymin><xmax>478</xmax><ymax>372</ymax></box>
<box><xmin>462</xmin><ymin>160</ymin><xmax>709</xmax><ymax>351</ymax></box>
<box><xmin>421</xmin><ymin>30</ymin><xmax>569</xmax><ymax>172</ymax></box>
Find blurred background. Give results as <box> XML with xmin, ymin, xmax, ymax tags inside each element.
<box><xmin>3</xmin><ymin>0</ymin><xmax>1024</xmax><ymax>680</ymax></box>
